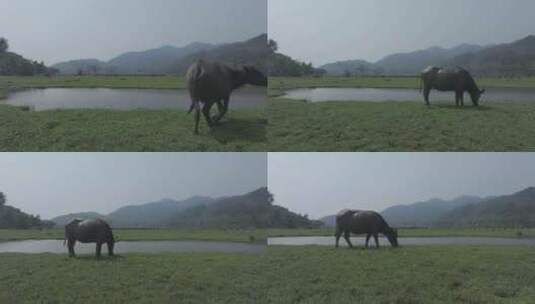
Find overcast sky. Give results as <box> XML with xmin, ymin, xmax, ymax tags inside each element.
<box><xmin>269</xmin><ymin>0</ymin><xmax>535</xmax><ymax>66</ymax></box>
<box><xmin>269</xmin><ymin>153</ymin><xmax>535</xmax><ymax>219</ymax></box>
<box><xmin>0</xmin><ymin>0</ymin><xmax>267</xmax><ymax>65</ymax></box>
<box><xmin>0</xmin><ymin>153</ymin><xmax>267</xmax><ymax>219</ymax></box>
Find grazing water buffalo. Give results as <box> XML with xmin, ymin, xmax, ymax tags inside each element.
<box><xmin>421</xmin><ymin>66</ymin><xmax>485</xmax><ymax>107</ymax></box>
<box><xmin>335</xmin><ymin>210</ymin><xmax>398</xmax><ymax>249</ymax></box>
<box><xmin>64</xmin><ymin>218</ymin><xmax>115</xmax><ymax>258</ymax></box>
<box><xmin>186</xmin><ymin>60</ymin><xmax>268</xmax><ymax>134</ymax></box>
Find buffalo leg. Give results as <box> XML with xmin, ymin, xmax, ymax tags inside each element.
<box><xmin>218</xmin><ymin>98</ymin><xmax>230</xmax><ymax>122</ymax></box>
<box><xmin>335</xmin><ymin>228</ymin><xmax>342</xmax><ymax>248</ymax></box>
<box><xmin>373</xmin><ymin>234</ymin><xmax>380</xmax><ymax>249</ymax></box>
<box><xmin>455</xmin><ymin>92</ymin><xmax>460</xmax><ymax>107</ymax></box>
<box><xmin>365</xmin><ymin>234</ymin><xmax>371</xmax><ymax>249</ymax></box>
<box><xmin>202</xmin><ymin>102</ymin><xmax>214</xmax><ymax>128</ymax></box>
<box><xmin>107</xmin><ymin>241</ymin><xmax>114</xmax><ymax>256</ymax></box>
<box><xmin>191</xmin><ymin>101</ymin><xmax>201</xmax><ymax>134</ymax></box>
<box><xmin>460</xmin><ymin>92</ymin><xmax>465</xmax><ymax>107</ymax></box>
<box><xmin>343</xmin><ymin>231</ymin><xmax>353</xmax><ymax>248</ymax></box>
<box><xmin>96</xmin><ymin>242</ymin><xmax>102</xmax><ymax>258</ymax></box>
<box><xmin>423</xmin><ymin>87</ymin><xmax>431</xmax><ymax>105</ymax></box>
<box><xmin>68</xmin><ymin>239</ymin><xmax>76</xmax><ymax>257</ymax></box>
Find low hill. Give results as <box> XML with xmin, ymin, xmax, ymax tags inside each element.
<box><xmin>268</xmin><ymin>52</ymin><xmax>321</xmax><ymax>77</ymax></box>
<box><xmin>52</xmin><ymin>34</ymin><xmax>267</xmax><ymax>75</ymax></box>
<box><xmin>168</xmin><ymin>188</ymin><xmax>321</xmax><ymax>229</ymax></box>
<box><xmin>437</xmin><ymin>187</ymin><xmax>535</xmax><ymax>227</ymax></box>
<box><xmin>450</xmin><ymin>35</ymin><xmax>535</xmax><ymax>76</ymax></box>
<box><xmin>0</xmin><ymin>52</ymin><xmax>53</xmax><ymax>76</ymax></box>
<box><xmin>320</xmin><ymin>59</ymin><xmax>381</xmax><ymax>76</ymax></box>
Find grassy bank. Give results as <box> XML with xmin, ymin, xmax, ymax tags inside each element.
<box><xmin>268</xmin><ymin>99</ymin><xmax>535</xmax><ymax>151</ymax></box>
<box><xmin>0</xmin><ymin>104</ymin><xmax>266</xmax><ymax>151</ymax></box>
<box><xmin>0</xmin><ymin>75</ymin><xmax>187</xmax><ymax>90</ymax></box>
<box><xmin>3</xmin><ymin>227</ymin><xmax>534</xmax><ymax>243</ymax></box>
<box><xmin>269</xmin><ymin>76</ymin><xmax>535</xmax><ymax>96</ymax></box>
<box><xmin>1</xmin><ymin>246</ymin><xmax>534</xmax><ymax>303</ymax></box>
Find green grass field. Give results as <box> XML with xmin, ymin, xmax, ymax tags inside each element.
<box><xmin>1</xmin><ymin>246</ymin><xmax>534</xmax><ymax>303</ymax></box>
<box><xmin>0</xmin><ymin>105</ymin><xmax>266</xmax><ymax>151</ymax></box>
<box><xmin>0</xmin><ymin>76</ymin><xmax>266</xmax><ymax>151</ymax></box>
<box><xmin>268</xmin><ymin>99</ymin><xmax>535</xmax><ymax>151</ymax></box>
<box><xmin>2</xmin><ymin>227</ymin><xmax>534</xmax><ymax>243</ymax></box>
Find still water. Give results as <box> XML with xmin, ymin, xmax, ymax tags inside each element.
<box><xmin>281</xmin><ymin>87</ymin><xmax>535</xmax><ymax>103</ymax></box>
<box><xmin>3</xmin><ymin>87</ymin><xmax>266</xmax><ymax>111</ymax></box>
<box><xmin>0</xmin><ymin>240</ymin><xmax>265</xmax><ymax>254</ymax></box>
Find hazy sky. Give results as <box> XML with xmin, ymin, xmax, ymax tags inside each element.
<box><xmin>269</xmin><ymin>0</ymin><xmax>535</xmax><ymax>65</ymax></box>
<box><xmin>0</xmin><ymin>153</ymin><xmax>267</xmax><ymax>219</ymax></box>
<box><xmin>0</xmin><ymin>0</ymin><xmax>267</xmax><ymax>65</ymax></box>
<box><xmin>269</xmin><ymin>153</ymin><xmax>535</xmax><ymax>219</ymax></box>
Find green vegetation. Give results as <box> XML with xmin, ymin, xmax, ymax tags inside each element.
<box><xmin>1</xmin><ymin>246</ymin><xmax>535</xmax><ymax>303</ymax></box>
<box><xmin>0</xmin><ymin>75</ymin><xmax>187</xmax><ymax>90</ymax></box>
<box><xmin>3</xmin><ymin>227</ymin><xmax>535</xmax><ymax>243</ymax></box>
<box><xmin>269</xmin><ymin>76</ymin><xmax>535</xmax><ymax>96</ymax></box>
<box><xmin>268</xmin><ymin>99</ymin><xmax>535</xmax><ymax>151</ymax></box>
<box><xmin>0</xmin><ymin>104</ymin><xmax>266</xmax><ymax>151</ymax></box>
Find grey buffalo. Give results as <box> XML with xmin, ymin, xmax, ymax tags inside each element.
<box><xmin>64</xmin><ymin>218</ymin><xmax>115</xmax><ymax>258</ymax></box>
<box><xmin>421</xmin><ymin>66</ymin><xmax>485</xmax><ymax>107</ymax></box>
<box><xmin>335</xmin><ymin>210</ymin><xmax>399</xmax><ymax>249</ymax></box>
<box><xmin>186</xmin><ymin>60</ymin><xmax>267</xmax><ymax>134</ymax></box>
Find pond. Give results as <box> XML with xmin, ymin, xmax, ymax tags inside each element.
<box><xmin>281</xmin><ymin>87</ymin><xmax>535</xmax><ymax>103</ymax></box>
<box><xmin>0</xmin><ymin>240</ymin><xmax>265</xmax><ymax>254</ymax></box>
<box><xmin>267</xmin><ymin>236</ymin><xmax>535</xmax><ymax>247</ymax></box>
<box><xmin>2</xmin><ymin>87</ymin><xmax>266</xmax><ymax>111</ymax></box>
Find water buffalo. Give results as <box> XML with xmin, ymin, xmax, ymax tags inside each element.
<box><xmin>186</xmin><ymin>60</ymin><xmax>267</xmax><ymax>134</ymax></box>
<box><xmin>421</xmin><ymin>66</ymin><xmax>485</xmax><ymax>107</ymax></box>
<box><xmin>335</xmin><ymin>210</ymin><xmax>398</xmax><ymax>249</ymax></box>
<box><xmin>64</xmin><ymin>218</ymin><xmax>115</xmax><ymax>258</ymax></box>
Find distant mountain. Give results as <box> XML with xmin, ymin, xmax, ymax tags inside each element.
<box><xmin>108</xmin><ymin>196</ymin><xmax>215</xmax><ymax>228</ymax></box>
<box><xmin>168</xmin><ymin>188</ymin><xmax>321</xmax><ymax>229</ymax></box>
<box><xmin>381</xmin><ymin>196</ymin><xmax>485</xmax><ymax>227</ymax></box>
<box><xmin>51</xmin><ymin>59</ymin><xmax>110</xmax><ymax>75</ymax></box>
<box><xmin>107</xmin><ymin>42</ymin><xmax>214</xmax><ymax>74</ymax></box>
<box><xmin>268</xmin><ymin>52</ymin><xmax>321</xmax><ymax>77</ymax></box>
<box><xmin>50</xmin><ymin>188</ymin><xmax>319</xmax><ymax>229</ymax></box>
<box><xmin>169</xmin><ymin>34</ymin><xmax>270</xmax><ymax>75</ymax></box>
<box><xmin>437</xmin><ymin>187</ymin><xmax>535</xmax><ymax>227</ymax></box>
<box><xmin>319</xmin><ymin>43</ymin><xmax>487</xmax><ymax>76</ymax></box>
<box><xmin>450</xmin><ymin>35</ymin><xmax>535</xmax><ymax>76</ymax></box>
<box><xmin>375</xmin><ymin>44</ymin><xmax>486</xmax><ymax>75</ymax></box>
<box><xmin>52</xmin><ymin>34</ymin><xmax>267</xmax><ymax>75</ymax></box>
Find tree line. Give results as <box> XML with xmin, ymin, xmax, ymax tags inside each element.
<box><xmin>0</xmin><ymin>37</ymin><xmax>58</xmax><ymax>76</ymax></box>
<box><xmin>0</xmin><ymin>192</ymin><xmax>54</xmax><ymax>229</ymax></box>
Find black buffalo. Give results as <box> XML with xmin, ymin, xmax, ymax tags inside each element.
<box><xmin>421</xmin><ymin>66</ymin><xmax>485</xmax><ymax>107</ymax></box>
<box><xmin>186</xmin><ymin>60</ymin><xmax>267</xmax><ymax>134</ymax></box>
<box><xmin>64</xmin><ymin>218</ymin><xmax>115</xmax><ymax>258</ymax></box>
<box><xmin>335</xmin><ymin>210</ymin><xmax>398</xmax><ymax>249</ymax></box>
